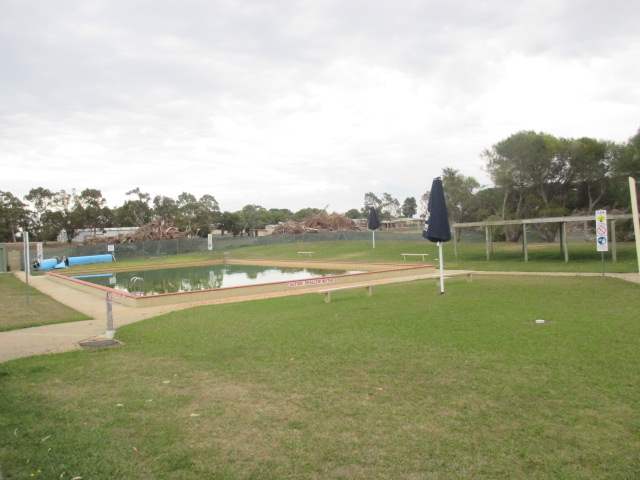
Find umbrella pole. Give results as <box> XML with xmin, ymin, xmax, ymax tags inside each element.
<box><xmin>372</xmin><ymin>230</ymin><xmax>375</xmax><ymax>249</ymax></box>
<box><xmin>438</xmin><ymin>242</ymin><xmax>445</xmax><ymax>295</ymax></box>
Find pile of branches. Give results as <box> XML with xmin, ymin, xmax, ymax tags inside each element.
<box><xmin>272</xmin><ymin>213</ymin><xmax>364</xmax><ymax>235</ymax></box>
<box><xmin>82</xmin><ymin>219</ymin><xmax>188</xmax><ymax>244</ymax></box>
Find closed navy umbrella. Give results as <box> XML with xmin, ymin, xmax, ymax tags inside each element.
<box><xmin>368</xmin><ymin>207</ymin><xmax>381</xmax><ymax>248</ymax></box>
<box><xmin>423</xmin><ymin>178</ymin><xmax>451</xmax><ymax>294</ymax></box>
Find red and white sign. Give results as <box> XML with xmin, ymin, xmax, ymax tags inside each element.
<box><xmin>287</xmin><ymin>278</ymin><xmax>335</xmax><ymax>288</ymax></box>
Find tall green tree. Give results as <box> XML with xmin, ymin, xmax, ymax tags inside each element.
<box><xmin>484</xmin><ymin>131</ymin><xmax>571</xmax><ymax>220</ymax></box>
<box><xmin>152</xmin><ymin>195</ymin><xmax>179</xmax><ymax>221</ymax></box>
<box><xmin>568</xmin><ymin>137</ymin><xmax>613</xmax><ymax>213</ymax></box>
<box><xmin>401</xmin><ymin>197</ymin><xmax>417</xmax><ymax>218</ymax></box>
<box><xmin>0</xmin><ymin>191</ymin><xmax>29</xmax><ymax>242</ymax></box>
<box><xmin>241</xmin><ymin>204</ymin><xmax>267</xmax><ymax>235</ymax></box>
<box><xmin>219</xmin><ymin>211</ymin><xmax>242</xmax><ymax>236</ymax></box>
<box><xmin>24</xmin><ymin>187</ymin><xmax>55</xmax><ymax>241</ymax></box>
<box><xmin>193</xmin><ymin>194</ymin><xmax>221</xmax><ymax>236</ymax></box>
<box><xmin>116</xmin><ymin>188</ymin><xmax>152</xmax><ymax>226</ymax></box>
<box><xmin>176</xmin><ymin>192</ymin><xmax>199</xmax><ymax>232</ymax></box>
<box><xmin>441</xmin><ymin>168</ymin><xmax>480</xmax><ymax>225</ymax></box>
<box><xmin>381</xmin><ymin>192</ymin><xmax>400</xmax><ymax>219</ymax></box>
<box><xmin>73</xmin><ymin>189</ymin><xmax>110</xmax><ymax>233</ymax></box>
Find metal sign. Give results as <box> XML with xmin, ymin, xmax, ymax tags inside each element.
<box><xmin>595</xmin><ymin>209</ymin><xmax>608</xmax><ymax>252</ymax></box>
<box><xmin>36</xmin><ymin>242</ymin><xmax>43</xmax><ymax>263</ymax></box>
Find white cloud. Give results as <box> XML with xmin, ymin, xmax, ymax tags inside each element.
<box><xmin>2</xmin><ymin>0</ymin><xmax>639</xmax><ymax>213</ymax></box>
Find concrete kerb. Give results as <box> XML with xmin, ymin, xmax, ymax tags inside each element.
<box><xmin>2</xmin><ymin>269</ymin><xmax>638</xmax><ymax>363</ymax></box>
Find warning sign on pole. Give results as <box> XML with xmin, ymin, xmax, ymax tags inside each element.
<box><xmin>595</xmin><ymin>209</ymin><xmax>608</xmax><ymax>252</ymax></box>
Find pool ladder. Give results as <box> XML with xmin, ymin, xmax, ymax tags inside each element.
<box><xmin>129</xmin><ymin>276</ymin><xmax>146</xmax><ymax>295</ymax></box>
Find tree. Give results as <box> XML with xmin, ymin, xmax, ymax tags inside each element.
<box><xmin>613</xmin><ymin>128</ymin><xmax>640</xmax><ymax>179</ymax></box>
<box><xmin>153</xmin><ymin>195</ymin><xmax>179</xmax><ymax>221</ymax></box>
<box><xmin>73</xmin><ymin>188</ymin><xmax>110</xmax><ymax>233</ymax></box>
<box><xmin>293</xmin><ymin>208</ymin><xmax>323</xmax><ymax>221</ymax></box>
<box><xmin>116</xmin><ymin>188</ymin><xmax>152</xmax><ymax>226</ymax></box>
<box><xmin>363</xmin><ymin>192</ymin><xmax>382</xmax><ymax>213</ymax></box>
<box><xmin>484</xmin><ymin>131</ymin><xmax>571</xmax><ymax>220</ymax></box>
<box><xmin>193</xmin><ymin>194</ymin><xmax>221</xmax><ymax>236</ymax></box>
<box><xmin>176</xmin><ymin>192</ymin><xmax>199</xmax><ymax>232</ymax></box>
<box><xmin>0</xmin><ymin>191</ymin><xmax>29</xmax><ymax>242</ymax></box>
<box><xmin>568</xmin><ymin>137</ymin><xmax>613</xmax><ymax>214</ymax></box>
<box><xmin>441</xmin><ymin>168</ymin><xmax>480</xmax><ymax>225</ymax></box>
<box><xmin>419</xmin><ymin>191</ymin><xmax>430</xmax><ymax>218</ymax></box>
<box><xmin>401</xmin><ymin>197</ymin><xmax>417</xmax><ymax>218</ymax></box>
<box><xmin>266</xmin><ymin>208</ymin><xmax>294</xmax><ymax>224</ymax></box>
<box><xmin>219</xmin><ymin>211</ymin><xmax>242</xmax><ymax>236</ymax></box>
<box><xmin>345</xmin><ymin>208</ymin><xmax>361</xmax><ymax>219</ymax></box>
<box><xmin>381</xmin><ymin>192</ymin><xmax>400</xmax><ymax>219</ymax></box>
<box><xmin>241</xmin><ymin>204</ymin><xmax>267</xmax><ymax>235</ymax></box>
<box><xmin>24</xmin><ymin>187</ymin><xmax>55</xmax><ymax>241</ymax></box>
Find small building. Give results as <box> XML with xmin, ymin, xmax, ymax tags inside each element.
<box><xmin>59</xmin><ymin>227</ymin><xmax>139</xmax><ymax>243</ymax></box>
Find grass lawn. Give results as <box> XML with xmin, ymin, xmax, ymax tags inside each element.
<box><xmin>1</xmin><ymin>274</ymin><xmax>639</xmax><ymax>479</ymax></box>
<box><xmin>0</xmin><ymin>274</ymin><xmax>90</xmax><ymax>332</ymax></box>
<box><xmin>55</xmin><ymin>240</ymin><xmax>640</xmax><ymax>274</ymax></box>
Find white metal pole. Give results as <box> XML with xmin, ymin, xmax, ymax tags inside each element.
<box><xmin>629</xmin><ymin>177</ymin><xmax>640</xmax><ymax>274</ymax></box>
<box><xmin>372</xmin><ymin>230</ymin><xmax>376</xmax><ymax>249</ymax></box>
<box><xmin>23</xmin><ymin>231</ymin><xmax>30</xmax><ymax>306</ymax></box>
<box><xmin>438</xmin><ymin>242</ymin><xmax>445</xmax><ymax>295</ymax></box>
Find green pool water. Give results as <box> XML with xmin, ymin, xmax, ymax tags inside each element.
<box><xmin>73</xmin><ymin>264</ymin><xmax>363</xmax><ymax>295</ymax></box>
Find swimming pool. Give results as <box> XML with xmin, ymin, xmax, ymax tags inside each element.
<box><xmin>45</xmin><ymin>259</ymin><xmax>436</xmax><ymax>307</ymax></box>
<box><xmin>72</xmin><ymin>264</ymin><xmax>366</xmax><ymax>295</ymax></box>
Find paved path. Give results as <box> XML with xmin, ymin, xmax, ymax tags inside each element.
<box><xmin>1</xmin><ymin>270</ymin><xmax>638</xmax><ymax>363</ymax></box>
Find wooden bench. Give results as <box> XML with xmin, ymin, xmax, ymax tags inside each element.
<box><xmin>317</xmin><ymin>284</ymin><xmax>373</xmax><ymax>303</ymax></box>
<box><xmin>298</xmin><ymin>251</ymin><xmax>315</xmax><ymax>257</ymax></box>
<box><xmin>401</xmin><ymin>253</ymin><xmax>430</xmax><ymax>261</ymax></box>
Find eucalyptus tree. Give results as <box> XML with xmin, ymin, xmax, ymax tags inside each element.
<box><xmin>152</xmin><ymin>195</ymin><xmax>179</xmax><ymax>221</ymax></box>
<box><xmin>401</xmin><ymin>197</ymin><xmax>417</xmax><ymax>218</ymax></box>
<box><xmin>441</xmin><ymin>168</ymin><xmax>480</xmax><ymax>225</ymax></box>
<box><xmin>176</xmin><ymin>192</ymin><xmax>199</xmax><ymax>232</ymax></box>
<box><xmin>483</xmin><ymin>131</ymin><xmax>571</xmax><ymax>220</ymax></box>
<box><xmin>0</xmin><ymin>191</ymin><xmax>29</xmax><ymax>242</ymax></box>
<box><xmin>194</xmin><ymin>194</ymin><xmax>221</xmax><ymax>236</ymax></box>
<box><xmin>116</xmin><ymin>188</ymin><xmax>152</xmax><ymax>226</ymax></box>
<box><xmin>568</xmin><ymin>137</ymin><xmax>613</xmax><ymax>213</ymax></box>
<box><xmin>24</xmin><ymin>187</ymin><xmax>55</xmax><ymax>241</ymax></box>
<box><xmin>73</xmin><ymin>188</ymin><xmax>111</xmax><ymax>233</ymax></box>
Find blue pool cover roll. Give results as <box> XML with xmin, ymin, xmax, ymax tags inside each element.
<box><xmin>37</xmin><ymin>258</ymin><xmax>60</xmax><ymax>271</ymax></box>
<box><xmin>65</xmin><ymin>253</ymin><xmax>115</xmax><ymax>267</ymax></box>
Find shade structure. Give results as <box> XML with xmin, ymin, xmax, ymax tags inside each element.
<box><xmin>422</xmin><ymin>178</ymin><xmax>451</xmax><ymax>294</ymax></box>
<box><xmin>368</xmin><ymin>207</ymin><xmax>381</xmax><ymax>248</ymax></box>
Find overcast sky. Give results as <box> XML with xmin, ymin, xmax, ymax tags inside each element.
<box><xmin>2</xmin><ymin>0</ymin><xmax>639</xmax><ymax>214</ymax></box>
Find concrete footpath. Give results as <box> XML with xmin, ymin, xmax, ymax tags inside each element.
<box><xmin>1</xmin><ymin>270</ymin><xmax>638</xmax><ymax>363</ymax></box>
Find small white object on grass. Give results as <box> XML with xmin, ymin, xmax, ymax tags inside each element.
<box><xmin>535</xmin><ymin>319</ymin><xmax>546</xmax><ymax>324</ymax></box>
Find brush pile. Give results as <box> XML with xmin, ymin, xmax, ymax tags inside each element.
<box><xmin>272</xmin><ymin>213</ymin><xmax>364</xmax><ymax>235</ymax></box>
<box><xmin>82</xmin><ymin>219</ymin><xmax>188</xmax><ymax>244</ymax></box>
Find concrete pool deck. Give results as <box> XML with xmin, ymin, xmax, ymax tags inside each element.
<box><xmin>2</xmin><ymin>269</ymin><xmax>638</xmax><ymax>364</ymax></box>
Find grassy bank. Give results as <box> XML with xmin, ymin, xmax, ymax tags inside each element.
<box><xmin>0</xmin><ymin>274</ymin><xmax>89</xmax><ymax>332</ymax></box>
<box><xmin>1</xmin><ymin>274</ymin><xmax>639</xmax><ymax>479</ymax></box>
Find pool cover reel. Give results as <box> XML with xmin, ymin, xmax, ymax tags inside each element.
<box><xmin>32</xmin><ymin>253</ymin><xmax>115</xmax><ymax>271</ymax></box>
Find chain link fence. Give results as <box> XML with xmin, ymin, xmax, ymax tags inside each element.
<box><xmin>20</xmin><ymin>231</ymin><xmax>426</xmax><ymax>270</ymax></box>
